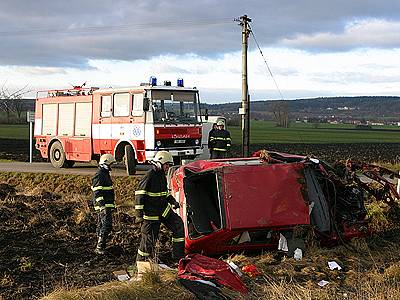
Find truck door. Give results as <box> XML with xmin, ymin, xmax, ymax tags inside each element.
<box><xmin>112</xmin><ymin>92</ymin><xmax>132</xmax><ymax>147</ymax></box>
<box><xmin>95</xmin><ymin>94</ymin><xmax>113</xmax><ymax>153</ymax></box>
<box><xmin>58</xmin><ymin>103</ymin><xmax>74</xmax><ymax>155</ymax></box>
<box><xmin>72</xmin><ymin>101</ymin><xmax>93</xmax><ymax>161</ymax></box>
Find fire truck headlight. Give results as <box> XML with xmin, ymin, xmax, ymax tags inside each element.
<box><xmin>195</xmin><ymin>139</ymin><xmax>199</xmax><ymax>145</ymax></box>
<box><xmin>156</xmin><ymin>140</ymin><xmax>162</xmax><ymax>147</ymax></box>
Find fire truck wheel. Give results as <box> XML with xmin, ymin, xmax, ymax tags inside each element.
<box><xmin>124</xmin><ymin>145</ymin><xmax>136</xmax><ymax>175</ymax></box>
<box><xmin>49</xmin><ymin>141</ymin><xmax>67</xmax><ymax>168</ymax></box>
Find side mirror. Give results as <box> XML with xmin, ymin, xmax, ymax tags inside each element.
<box><xmin>205</xmin><ymin>108</ymin><xmax>209</xmax><ymax>121</ymax></box>
<box><xmin>143</xmin><ymin>97</ymin><xmax>150</xmax><ymax>111</ymax></box>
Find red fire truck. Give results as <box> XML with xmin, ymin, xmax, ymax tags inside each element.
<box><xmin>34</xmin><ymin>78</ymin><xmax>203</xmax><ymax>174</ymax></box>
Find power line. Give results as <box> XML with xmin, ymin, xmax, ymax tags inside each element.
<box><xmin>0</xmin><ymin>18</ymin><xmax>234</xmax><ymax>37</ymax></box>
<box><xmin>249</xmin><ymin>24</ymin><xmax>285</xmax><ymax>101</ymax></box>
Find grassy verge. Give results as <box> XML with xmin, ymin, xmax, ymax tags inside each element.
<box><xmin>0</xmin><ymin>159</ymin><xmax>14</xmax><ymax>162</ymax></box>
<box><xmin>0</xmin><ymin>172</ymin><xmax>140</xmax><ymax>210</ymax></box>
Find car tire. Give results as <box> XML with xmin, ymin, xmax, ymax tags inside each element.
<box><xmin>49</xmin><ymin>141</ymin><xmax>67</xmax><ymax>168</ymax></box>
<box><xmin>124</xmin><ymin>145</ymin><xmax>136</xmax><ymax>175</ymax></box>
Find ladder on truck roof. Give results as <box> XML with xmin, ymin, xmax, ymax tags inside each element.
<box><xmin>36</xmin><ymin>86</ymin><xmax>99</xmax><ymax>98</ymax></box>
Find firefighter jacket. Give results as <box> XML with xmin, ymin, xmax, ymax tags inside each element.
<box><xmin>91</xmin><ymin>167</ymin><xmax>115</xmax><ymax>211</ymax></box>
<box><xmin>208</xmin><ymin>128</ymin><xmax>217</xmax><ymax>149</ymax></box>
<box><xmin>209</xmin><ymin>129</ymin><xmax>231</xmax><ymax>152</ymax></box>
<box><xmin>135</xmin><ymin>165</ymin><xmax>177</xmax><ymax>221</ymax></box>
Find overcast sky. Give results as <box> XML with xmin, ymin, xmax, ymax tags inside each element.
<box><xmin>1</xmin><ymin>0</ymin><xmax>399</xmax><ymax>103</ymax></box>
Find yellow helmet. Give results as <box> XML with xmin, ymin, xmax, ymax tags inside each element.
<box><xmin>153</xmin><ymin>151</ymin><xmax>174</xmax><ymax>165</ymax></box>
<box><xmin>99</xmin><ymin>154</ymin><xmax>116</xmax><ymax>166</ymax></box>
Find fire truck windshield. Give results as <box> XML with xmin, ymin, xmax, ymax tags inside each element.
<box><xmin>152</xmin><ymin>98</ymin><xmax>199</xmax><ymax>124</ymax></box>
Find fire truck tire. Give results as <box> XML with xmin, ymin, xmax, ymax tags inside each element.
<box><xmin>124</xmin><ymin>145</ymin><xmax>136</xmax><ymax>175</ymax></box>
<box><xmin>49</xmin><ymin>141</ymin><xmax>67</xmax><ymax>168</ymax></box>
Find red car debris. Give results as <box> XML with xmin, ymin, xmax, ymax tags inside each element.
<box><xmin>168</xmin><ymin>150</ymin><xmax>400</xmax><ymax>256</ymax></box>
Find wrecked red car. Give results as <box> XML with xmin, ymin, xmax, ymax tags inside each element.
<box><xmin>168</xmin><ymin>150</ymin><xmax>399</xmax><ymax>255</ymax></box>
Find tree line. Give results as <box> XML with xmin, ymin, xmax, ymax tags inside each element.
<box><xmin>0</xmin><ymin>84</ymin><xmax>32</xmax><ymax>123</ymax></box>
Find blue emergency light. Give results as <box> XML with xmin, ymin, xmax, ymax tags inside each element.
<box><xmin>149</xmin><ymin>76</ymin><xmax>157</xmax><ymax>86</ymax></box>
<box><xmin>177</xmin><ymin>78</ymin><xmax>184</xmax><ymax>87</ymax></box>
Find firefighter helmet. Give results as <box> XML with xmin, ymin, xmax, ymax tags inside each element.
<box><xmin>99</xmin><ymin>154</ymin><xmax>116</xmax><ymax>166</ymax></box>
<box><xmin>153</xmin><ymin>151</ymin><xmax>174</xmax><ymax>165</ymax></box>
<box><xmin>217</xmin><ymin>120</ymin><xmax>224</xmax><ymax>126</ymax></box>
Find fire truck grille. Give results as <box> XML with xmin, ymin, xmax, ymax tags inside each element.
<box><xmin>157</xmin><ymin>138</ymin><xmax>199</xmax><ymax>149</ymax></box>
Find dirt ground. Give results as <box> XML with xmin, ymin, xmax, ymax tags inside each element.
<box><xmin>0</xmin><ymin>175</ymin><xmax>177</xmax><ymax>300</ymax></box>
<box><xmin>1</xmin><ymin>140</ymin><xmax>400</xmax><ymax>299</ymax></box>
<box><xmin>1</xmin><ymin>175</ymin><xmax>400</xmax><ymax>300</ymax></box>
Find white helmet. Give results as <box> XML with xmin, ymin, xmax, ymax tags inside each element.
<box><xmin>217</xmin><ymin>120</ymin><xmax>224</xmax><ymax>126</ymax></box>
<box><xmin>153</xmin><ymin>151</ymin><xmax>174</xmax><ymax>165</ymax></box>
<box><xmin>99</xmin><ymin>154</ymin><xmax>116</xmax><ymax>166</ymax></box>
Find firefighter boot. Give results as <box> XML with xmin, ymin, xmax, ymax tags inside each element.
<box><xmin>95</xmin><ymin>236</ymin><xmax>106</xmax><ymax>255</ymax></box>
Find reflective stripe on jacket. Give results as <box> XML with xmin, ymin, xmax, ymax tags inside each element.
<box><xmin>91</xmin><ymin>167</ymin><xmax>115</xmax><ymax>211</ymax></box>
<box><xmin>135</xmin><ymin>165</ymin><xmax>176</xmax><ymax>220</ymax></box>
<box><xmin>209</xmin><ymin>129</ymin><xmax>231</xmax><ymax>152</ymax></box>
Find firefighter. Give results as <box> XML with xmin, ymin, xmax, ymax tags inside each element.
<box><xmin>207</xmin><ymin>123</ymin><xmax>218</xmax><ymax>158</ymax></box>
<box><xmin>91</xmin><ymin>154</ymin><xmax>116</xmax><ymax>255</ymax></box>
<box><xmin>134</xmin><ymin>151</ymin><xmax>184</xmax><ymax>266</ymax></box>
<box><xmin>209</xmin><ymin>120</ymin><xmax>231</xmax><ymax>159</ymax></box>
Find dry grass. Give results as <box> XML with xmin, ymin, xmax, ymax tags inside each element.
<box><xmin>41</xmin><ymin>271</ymin><xmax>195</xmax><ymax>300</ymax></box>
<box><xmin>1</xmin><ymin>170</ymin><xmax>400</xmax><ymax>300</ymax></box>
<box><xmin>0</xmin><ymin>172</ymin><xmax>140</xmax><ymax>210</ymax></box>
<box><xmin>40</xmin><ymin>266</ymin><xmax>400</xmax><ymax>300</ymax></box>
<box><xmin>367</xmin><ymin>202</ymin><xmax>398</xmax><ymax>233</ymax></box>
<box><xmin>375</xmin><ymin>162</ymin><xmax>400</xmax><ymax>173</ymax></box>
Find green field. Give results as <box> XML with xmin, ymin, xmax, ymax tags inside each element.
<box><xmin>0</xmin><ymin>122</ymin><xmax>399</xmax><ymax>143</ymax></box>
<box><xmin>229</xmin><ymin>120</ymin><xmax>400</xmax><ymax>144</ymax></box>
<box><xmin>0</xmin><ymin>124</ymin><xmax>31</xmax><ymax>139</ymax></box>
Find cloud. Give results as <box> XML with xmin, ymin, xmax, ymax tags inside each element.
<box><xmin>1</xmin><ymin>1</ymin><xmax>400</xmax><ymax>67</ymax></box>
<box><xmin>281</xmin><ymin>19</ymin><xmax>400</xmax><ymax>50</ymax></box>
<box><xmin>2</xmin><ymin>1</ymin><xmax>400</xmax><ymax>101</ymax></box>
<box><xmin>12</xmin><ymin>66</ymin><xmax>67</xmax><ymax>76</ymax></box>
<box><xmin>5</xmin><ymin>46</ymin><xmax>398</xmax><ymax>101</ymax></box>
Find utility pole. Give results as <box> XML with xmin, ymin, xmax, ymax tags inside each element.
<box><xmin>238</xmin><ymin>15</ymin><xmax>251</xmax><ymax>157</ymax></box>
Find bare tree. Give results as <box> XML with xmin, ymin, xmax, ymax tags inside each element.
<box><xmin>271</xmin><ymin>101</ymin><xmax>290</xmax><ymax>128</ymax></box>
<box><xmin>0</xmin><ymin>84</ymin><xmax>30</xmax><ymax>123</ymax></box>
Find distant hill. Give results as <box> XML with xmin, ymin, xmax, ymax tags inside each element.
<box><xmin>203</xmin><ymin>96</ymin><xmax>400</xmax><ymax>123</ymax></box>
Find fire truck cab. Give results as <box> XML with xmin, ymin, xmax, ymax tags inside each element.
<box><xmin>34</xmin><ymin>78</ymin><xmax>203</xmax><ymax>174</ymax></box>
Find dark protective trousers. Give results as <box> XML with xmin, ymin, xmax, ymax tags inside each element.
<box><xmin>210</xmin><ymin>150</ymin><xmax>227</xmax><ymax>159</ymax></box>
<box><xmin>209</xmin><ymin>149</ymin><xmax>214</xmax><ymax>159</ymax></box>
<box><xmin>137</xmin><ymin>211</ymin><xmax>185</xmax><ymax>262</ymax></box>
<box><xmin>96</xmin><ymin>208</ymin><xmax>113</xmax><ymax>246</ymax></box>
